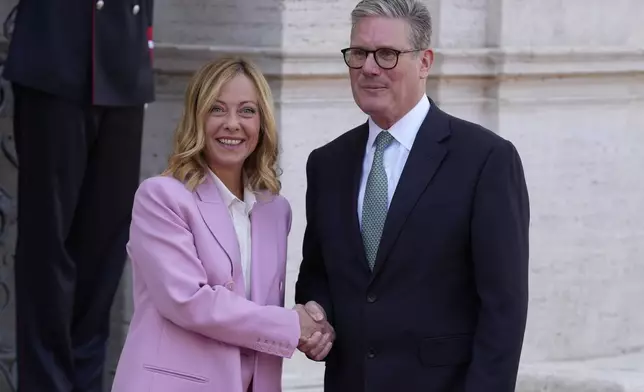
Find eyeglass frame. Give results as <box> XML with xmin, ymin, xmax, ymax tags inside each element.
<box><xmin>340</xmin><ymin>47</ymin><xmax>423</xmax><ymax>70</ymax></box>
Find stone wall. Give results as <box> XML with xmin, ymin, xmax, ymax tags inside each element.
<box><xmin>1</xmin><ymin>1</ymin><xmax>643</xmax><ymax>391</ymax></box>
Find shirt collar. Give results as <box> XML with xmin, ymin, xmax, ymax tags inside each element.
<box><xmin>367</xmin><ymin>95</ymin><xmax>430</xmax><ymax>151</ymax></box>
<box><xmin>209</xmin><ymin>170</ymin><xmax>257</xmax><ymax>214</ymax></box>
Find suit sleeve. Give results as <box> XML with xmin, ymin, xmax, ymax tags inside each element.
<box><xmin>466</xmin><ymin>140</ymin><xmax>530</xmax><ymax>391</ymax></box>
<box><xmin>128</xmin><ymin>178</ymin><xmax>300</xmax><ymax>358</ymax></box>
<box><xmin>295</xmin><ymin>150</ymin><xmax>334</xmax><ymax>325</ymax></box>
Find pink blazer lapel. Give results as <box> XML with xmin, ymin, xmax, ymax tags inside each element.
<box><xmin>194</xmin><ymin>177</ymin><xmax>241</xmax><ymax>278</ymax></box>
<box><xmin>249</xmin><ymin>197</ymin><xmax>278</xmax><ymax>305</ymax></box>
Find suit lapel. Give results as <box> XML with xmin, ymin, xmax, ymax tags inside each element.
<box><xmin>249</xmin><ymin>195</ymin><xmax>276</xmax><ymax>305</ymax></box>
<box><xmin>371</xmin><ymin>101</ymin><xmax>451</xmax><ymax>277</ymax></box>
<box><xmin>345</xmin><ymin>123</ymin><xmax>372</xmax><ymax>273</ymax></box>
<box><xmin>195</xmin><ymin>176</ymin><xmax>241</xmax><ymax>279</ymax></box>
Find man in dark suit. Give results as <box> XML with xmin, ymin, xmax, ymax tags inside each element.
<box><xmin>2</xmin><ymin>0</ymin><xmax>155</xmax><ymax>390</ymax></box>
<box><xmin>295</xmin><ymin>0</ymin><xmax>530</xmax><ymax>391</ymax></box>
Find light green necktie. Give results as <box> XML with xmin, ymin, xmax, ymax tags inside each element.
<box><xmin>361</xmin><ymin>131</ymin><xmax>395</xmax><ymax>270</ymax></box>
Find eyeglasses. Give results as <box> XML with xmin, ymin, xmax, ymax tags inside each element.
<box><xmin>341</xmin><ymin>47</ymin><xmax>421</xmax><ymax>70</ymax></box>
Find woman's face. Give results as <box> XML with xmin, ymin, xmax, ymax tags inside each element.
<box><xmin>204</xmin><ymin>73</ymin><xmax>261</xmax><ymax>174</ymax></box>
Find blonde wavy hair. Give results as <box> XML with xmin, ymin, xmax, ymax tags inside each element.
<box><xmin>162</xmin><ymin>57</ymin><xmax>281</xmax><ymax>193</ymax></box>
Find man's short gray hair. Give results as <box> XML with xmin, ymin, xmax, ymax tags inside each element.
<box><xmin>351</xmin><ymin>0</ymin><xmax>432</xmax><ymax>49</ymax></box>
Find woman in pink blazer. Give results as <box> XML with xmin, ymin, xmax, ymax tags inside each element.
<box><xmin>111</xmin><ymin>58</ymin><xmax>332</xmax><ymax>392</ymax></box>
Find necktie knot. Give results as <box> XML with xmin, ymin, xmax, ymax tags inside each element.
<box><xmin>374</xmin><ymin>131</ymin><xmax>394</xmax><ymax>153</ymax></box>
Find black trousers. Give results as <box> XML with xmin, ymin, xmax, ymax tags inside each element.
<box><xmin>11</xmin><ymin>83</ymin><xmax>144</xmax><ymax>392</ymax></box>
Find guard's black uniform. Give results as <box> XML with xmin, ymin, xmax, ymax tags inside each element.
<box><xmin>2</xmin><ymin>0</ymin><xmax>154</xmax><ymax>390</ymax></box>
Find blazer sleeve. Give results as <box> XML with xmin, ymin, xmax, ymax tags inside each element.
<box><xmin>465</xmin><ymin>140</ymin><xmax>530</xmax><ymax>391</ymax></box>
<box><xmin>128</xmin><ymin>177</ymin><xmax>301</xmax><ymax>358</ymax></box>
<box><xmin>295</xmin><ymin>150</ymin><xmax>334</xmax><ymax>325</ymax></box>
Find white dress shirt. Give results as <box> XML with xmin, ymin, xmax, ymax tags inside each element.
<box><xmin>209</xmin><ymin>171</ymin><xmax>256</xmax><ymax>299</ymax></box>
<box><xmin>358</xmin><ymin>95</ymin><xmax>431</xmax><ymax>227</ymax></box>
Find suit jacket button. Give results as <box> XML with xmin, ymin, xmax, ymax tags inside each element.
<box><xmin>96</xmin><ymin>0</ymin><xmax>104</xmax><ymax>10</ymax></box>
<box><xmin>132</xmin><ymin>4</ymin><xmax>140</xmax><ymax>15</ymax></box>
<box><xmin>367</xmin><ymin>349</ymin><xmax>376</xmax><ymax>359</ymax></box>
<box><xmin>367</xmin><ymin>294</ymin><xmax>377</xmax><ymax>303</ymax></box>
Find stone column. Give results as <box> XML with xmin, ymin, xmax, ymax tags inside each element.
<box><xmin>494</xmin><ymin>0</ymin><xmax>644</xmax><ymax>363</ymax></box>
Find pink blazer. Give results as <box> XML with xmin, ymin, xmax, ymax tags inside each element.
<box><xmin>111</xmin><ymin>175</ymin><xmax>300</xmax><ymax>392</ymax></box>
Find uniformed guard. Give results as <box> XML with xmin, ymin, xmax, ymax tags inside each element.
<box><xmin>2</xmin><ymin>0</ymin><xmax>155</xmax><ymax>391</ymax></box>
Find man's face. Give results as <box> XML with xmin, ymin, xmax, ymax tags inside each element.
<box><xmin>348</xmin><ymin>17</ymin><xmax>433</xmax><ymax>129</ymax></box>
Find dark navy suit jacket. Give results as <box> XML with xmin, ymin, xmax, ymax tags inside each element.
<box><xmin>296</xmin><ymin>98</ymin><xmax>530</xmax><ymax>392</ymax></box>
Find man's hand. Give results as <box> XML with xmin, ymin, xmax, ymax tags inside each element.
<box><xmin>294</xmin><ymin>301</ymin><xmax>334</xmax><ymax>361</ymax></box>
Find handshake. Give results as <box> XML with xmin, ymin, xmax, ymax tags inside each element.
<box><xmin>293</xmin><ymin>301</ymin><xmax>335</xmax><ymax>361</ymax></box>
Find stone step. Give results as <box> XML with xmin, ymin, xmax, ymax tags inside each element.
<box><xmin>518</xmin><ymin>351</ymin><xmax>644</xmax><ymax>392</ymax></box>
<box><xmin>282</xmin><ymin>351</ymin><xmax>644</xmax><ymax>392</ymax></box>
